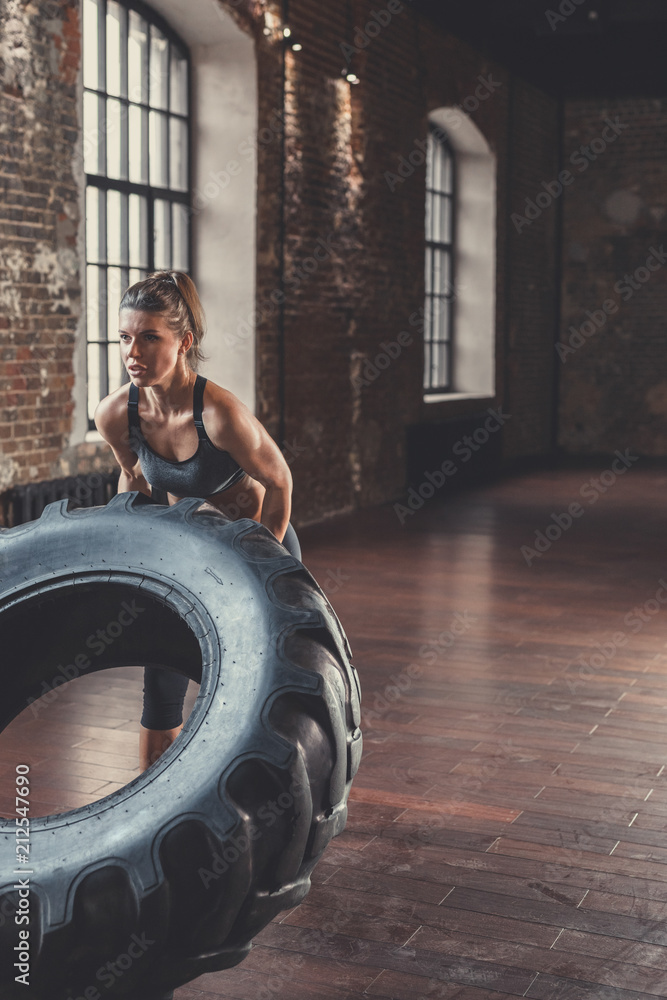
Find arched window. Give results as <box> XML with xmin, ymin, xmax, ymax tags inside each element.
<box><xmin>82</xmin><ymin>0</ymin><xmax>190</xmax><ymax>427</ymax></box>
<box><xmin>424</xmin><ymin>125</ymin><xmax>456</xmax><ymax>393</ymax></box>
<box><xmin>424</xmin><ymin>112</ymin><xmax>496</xmax><ymax>402</ymax></box>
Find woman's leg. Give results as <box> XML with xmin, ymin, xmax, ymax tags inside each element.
<box><xmin>281</xmin><ymin>521</ymin><xmax>302</xmax><ymax>561</ymax></box>
<box><xmin>138</xmin><ymin>524</ymin><xmax>300</xmax><ymax>771</ymax></box>
<box><xmin>139</xmin><ymin>667</ymin><xmax>190</xmax><ymax>771</ymax></box>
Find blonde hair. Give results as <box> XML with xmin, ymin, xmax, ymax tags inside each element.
<box><xmin>119</xmin><ymin>270</ymin><xmax>208</xmax><ymax>371</ymax></box>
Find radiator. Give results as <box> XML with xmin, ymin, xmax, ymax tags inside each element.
<box><xmin>1</xmin><ymin>472</ymin><xmax>120</xmax><ymax>527</ymax></box>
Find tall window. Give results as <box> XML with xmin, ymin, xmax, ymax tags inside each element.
<box><xmin>83</xmin><ymin>0</ymin><xmax>190</xmax><ymax>426</ymax></box>
<box><xmin>424</xmin><ymin>125</ymin><xmax>456</xmax><ymax>394</ymax></box>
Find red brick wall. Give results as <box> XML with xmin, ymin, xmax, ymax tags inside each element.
<box><xmin>0</xmin><ymin>0</ymin><xmax>82</xmax><ymax>492</ymax></box>
<box><xmin>558</xmin><ymin>98</ymin><xmax>667</xmax><ymax>455</ymax></box>
<box><xmin>0</xmin><ymin>0</ymin><xmax>564</xmax><ymax>526</ymax></box>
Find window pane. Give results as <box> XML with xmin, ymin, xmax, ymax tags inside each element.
<box><xmin>107</xmin><ymin>267</ymin><xmax>124</xmax><ymax>356</ymax></box>
<box><xmin>425</xmin><ymin>190</ymin><xmax>433</xmax><ymax>242</ymax></box>
<box><xmin>83</xmin><ymin>0</ymin><xmax>102</xmax><ymax>91</ymax></box>
<box><xmin>437</xmin><ymin>296</ymin><xmax>450</xmax><ymax>343</ymax></box>
<box><xmin>83</xmin><ymin>91</ymin><xmax>104</xmax><ymax>174</ymax></box>
<box><xmin>128</xmin><ymin>11</ymin><xmax>148</xmax><ymax>104</ymax></box>
<box><xmin>129</xmin><ymin>267</ymin><xmax>145</xmax><ymax>286</ymax></box>
<box><xmin>441</xmin><ymin>146</ymin><xmax>453</xmax><ymax>193</ymax></box>
<box><xmin>432</xmin><ymin>249</ymin><xmax>441</xmax><ymax>294</ymax></box>
<box><xmin>87</xmin><ymin>341</ymin><xmax>103</xmax><ymax>422</ymax></box>
<box><xmin>441</xmin><ymin>195</ymin><xmax>452</xmax><ymax>244</ymax></box>
<box><xmin>107</xmin><ymin>190</ymin><xmax>128</xmax><ymax>266</ymax></box>
<box><xmin>423</xmin><ymin>340</ymin><xmax>432</xmax><ymax>391</ymax></box>
<box><xmin>432</xmin><ymin>192</ymin><xmax>442</xmax><ymax>243</ymax></box>
<box><xmin>128</xmin><ymin>104</ymin><xmax>148</xmax><ymax>183</ymax></box>
<box><xmin>425</xmin><ymin>246</ymin><xmax>432</xmax><ymax>295</ymax></box>
<box><xmin>424</xmin><ymin>296</ymin><xmax>433</xmax><ymax>340</ymax></box>
<box><xmin>154</xmin><ymin>199</ymin><xmax>171</xmax><ymax>268</ymax></box>
<box><xmin>86</xmin><ymin>186</ymin><xmax>105</xmax><ymax>264</ymax></box>
<box><xmin>435</xmin><ymin>341</ymin><xmax>449</xmax><ymax>387</ymax></box>
<box><xmin>129</xmin><ymin>194</ymin><xmax>148</xmax><ymax>268</ymax></box>
<box><xmin>106</xmin><ymin>2</ymin><xmax>123</xmax><ymax>97</ymax></box>
<box><xmin>106</xmin><ymin>97</ymin><xmax>125</xmax><ymax>179</ymax></box>
<box><xmin>169</xmin><ymin>118</ymin><xmax>188</xmax><ymax>191</ymax></box>
<box><xmin>439</xmin><ymin>248</ymin><xmax>451</xmax><ymax>297</ymax></box>
<box><xmin>426</xmin><ymin>132</ymin><xmax>435</xmax><ymax>191</ymax></box>
<box><xmin>172</xmin><ymin>203</ymin><xmax>189</xmax><ymax>270</ymax></box>
<box><xmin>86</xmin><ymin>264</ymin><xmax>102</xmax><ymax>342</ymax></box>
<box><xmin>432</xmin><ymin>136</ymin><xmax>442</xmax><ymax>193</ymax></box>
<box><xmin>170</xmin><ymin>48</ymin><xmax>188</xmax><ymax>115</ymax></box>
<box><xmin>149</xmin><ymin>111</ymin><xmax>169</xmax><ymax>187</ymax></box>
<box><xmin>108</xmin><ymin>341</ymin><xmax>124</xmax><ymax>393</ymax></box>
<box><xmin>149</xmin><ymin>25</ymin><xmax>169</xmax><ymax>110</ymax></box>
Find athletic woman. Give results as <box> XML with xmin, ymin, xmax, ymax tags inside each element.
<box><xmin>94</xmin><ymin>270</ymin><xmax>301</xmax><ymax>772</ymax></box>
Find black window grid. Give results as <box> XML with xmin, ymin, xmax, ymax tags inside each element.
<box><xmin>84</xmin><ymin>0</ymin><xmax>192</xmax><ymax>429</ymax></box>
<box><xmin>424</xmin><ymin>125</ymin><xmax>456</xmax><ymax>394</ymax></box>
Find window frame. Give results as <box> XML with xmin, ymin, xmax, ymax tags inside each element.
<box><xmin>83</xmin><ymin>0</ymin><xmax>193</xmax><ymax>429</ymax></box>
<box><xmin>424</xmin><ymin>123</ymin><xmax>457</xmax><ymax>395</ymax></box>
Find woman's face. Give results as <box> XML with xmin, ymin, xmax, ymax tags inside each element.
<box><xmin>119</xmin><ymin>309</ymin><xmax>192</xmax><ymax>385</ymax></box>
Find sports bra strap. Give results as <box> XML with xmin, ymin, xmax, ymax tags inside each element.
<box><xmin>127</xmin><ymin>380</ymin><xmax>140</xmax><ymax>428</ymax></box>
<box><xmin>192</xmin><ymin>374</ymin><xmax>208</xmax><ymax>441</ymax></box>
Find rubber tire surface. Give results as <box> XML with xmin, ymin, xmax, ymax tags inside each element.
<box><xmin>0</xmin><ymin>493</ymin><xmax>362</xmax><ymax>999</ymax></box>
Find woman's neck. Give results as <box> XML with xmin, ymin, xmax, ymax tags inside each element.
<box><xmin>143</xmin><ymin>365</ymin><xmax>197</xmax><ymax>417</ymax></box>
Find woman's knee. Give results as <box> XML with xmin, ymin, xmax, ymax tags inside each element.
<box><xmin>141</xmin><ymin>666</ymin><xmax>190</xmax><ymax>730</ymax></box>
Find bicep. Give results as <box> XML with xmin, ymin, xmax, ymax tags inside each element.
<box><xmin>218</xmin><ymin>405</ymin><xmax>291</xmax><ymax>490</ymax></box>
<box><xmin>94</xmin><ymin>399</ymin><xmax>142</xmax><ymax>478</ymax></box>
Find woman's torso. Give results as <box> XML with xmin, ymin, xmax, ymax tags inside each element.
<box><xmin>127</xmin><ymin>374</ymin><xmax>263</xmax><ymax>515</ymax></box>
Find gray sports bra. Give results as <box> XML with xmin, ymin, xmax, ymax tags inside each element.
<box><xmin>127</xmin><ymin>374</ymin><xmax>247</xmax><ymax>499</ymax></box>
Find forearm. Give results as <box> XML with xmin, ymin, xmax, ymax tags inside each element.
<box><xmin>118</xmin><ymin>468</ymin><xmax>152</xmax><ymax>498</ymax></box>
<box><xmin>260</xmin><ymin>483</ymin><xmax>291</xmax><ymax>543</ymax></box>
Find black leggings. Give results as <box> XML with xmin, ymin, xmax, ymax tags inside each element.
<box><xmin>140</xmin><ymin>522</ymin><xmax>301</xmax><ymax>731</ymax></box>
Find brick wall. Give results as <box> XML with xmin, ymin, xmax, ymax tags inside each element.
<box><xmin>0</xmin><ymin>0</ymin><xmax>82</xmax><ymax>492</ymax></box>
<box><xmin>558</xmin><ymin>98</ymin><xmax>667</xmax><ymax>455</ymax></box>
<box><xmin>0</xmin><ymin>0</ymin><xmax>567</xmax><ymax>527</ymax></box>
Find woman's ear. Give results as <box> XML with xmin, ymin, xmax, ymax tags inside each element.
<box><xmin>179</xmin><ymin>330</ymin><xmax>194</xmax><ymax>355</ymax></box>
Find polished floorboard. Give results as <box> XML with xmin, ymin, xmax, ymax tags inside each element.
<box><xmin>2</xmin><ymin>463</ymin><xmax>667</xmax><ymax>998</ymax></box>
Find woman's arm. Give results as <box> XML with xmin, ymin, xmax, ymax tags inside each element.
<box><xmin>204</xmin><ymin>388</ymin><xmax>293</xmax><ymax>542</ymax></box>
<box><xmin>94</xmin><ymin>392</ymin><xmax>153</xmax><ymax>498</ymax></box>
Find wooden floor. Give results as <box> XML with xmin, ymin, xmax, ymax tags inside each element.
<box><xmin>3</xmin><ymin>463</ymin><xmax>667</xmax><ymax>998</ymax></box>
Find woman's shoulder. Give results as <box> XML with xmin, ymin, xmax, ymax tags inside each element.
<box><xmin>200</xmin><ymin>377</ymin><xmax>251</xmax><ymax>418</ymax></box>
<box><xmin>199</xmin><ymin>376</ymin><xmax>256</xmax><ymax>444</ymax></box>
<box><xmin>94</xmin><ymin>382</ymin><xmax>133</xmax><ymax>441</ymax></box>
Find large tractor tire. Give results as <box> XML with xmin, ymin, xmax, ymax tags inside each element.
<box><xmin>0</xmin><ymin>493</ymin><xmax>362</xmax><ymax>999</ymax></box>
